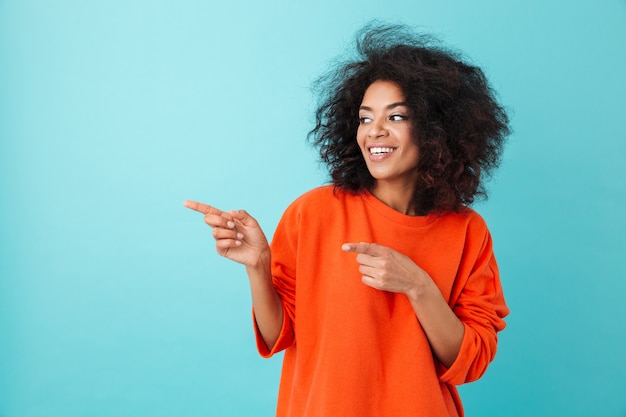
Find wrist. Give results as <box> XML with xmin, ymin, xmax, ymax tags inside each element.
<box><xmin>405</xmin><ymin>271</ymin><xmax>435</xmax><ymax>303</ymax></box>
<box><xmin>246</xmin><ymin>248</ymin><xmax>271</xmax><ymax>272</ymax></box>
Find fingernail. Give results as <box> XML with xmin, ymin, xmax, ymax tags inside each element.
<box><xmin>237</xmin><ymin>233</ymin><xmax>244</xmax><ymax>239</ymax></box>
<box><xmin>341</xmin><ymin>244</ymin><xmax>351</xmax><ymax>251</ymax></box>
<box><xmin>235</xmin><ymin>240</ymin><xmax>242</xmax><ymax>246</ymax></box>
<box><xmin>227</xmin><ymin>221</ymin><xmax>235</xmax><ymax>228</ymax></box>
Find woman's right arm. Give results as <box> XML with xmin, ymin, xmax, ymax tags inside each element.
<box><xmin>184</xmin><ymin>201</ymin><xmax>283</xmax><ymax>350</ymax></box>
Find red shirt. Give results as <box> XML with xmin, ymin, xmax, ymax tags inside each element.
<box><xmin>255</xmin><ymin>186</ymin><xmax>508</xmax><ymax>416</ymax></box>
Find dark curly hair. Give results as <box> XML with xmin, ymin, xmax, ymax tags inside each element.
<box><xmin>308</xmin><ymin>22</ymin><xmax>510</xmax><ymax>215</ymax></box>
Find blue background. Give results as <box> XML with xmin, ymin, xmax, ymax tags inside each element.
<box><xmin>1</xmin><ymin>1</ymin><xmax>625</xmax><ymax>416</ymax></box>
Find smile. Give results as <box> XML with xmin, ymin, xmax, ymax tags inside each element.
<box><xmin>369</xmin><ymin>147</ymin><xmax>396</xmax><ymax>155</ymax></box>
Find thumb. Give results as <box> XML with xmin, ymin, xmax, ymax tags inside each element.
<box><xmin>229</xmin><ymin>209</ymin><xmax>258</xmax><ymax>227</ymax></box>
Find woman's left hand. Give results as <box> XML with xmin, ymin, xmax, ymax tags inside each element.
<box><xmin>342</xmin><ymin>242</ymin><xmax>429</xmax><ymax>297</ymax></box>
<box><xmin>343</xmin><ymin>242</ymin><xmax>465</xmax><ymax>367</ymax></box>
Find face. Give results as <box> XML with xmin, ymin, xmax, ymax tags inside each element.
<box><xmin>357</xmin><ymin>80</ymin><xmax>420</xmax><ymax>189</ymax></box>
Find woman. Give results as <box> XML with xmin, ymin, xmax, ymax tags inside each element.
<box><xmin>185</xmin><ymin>23</ymin><xmax>510</xmax><ymax>417</ymax></box>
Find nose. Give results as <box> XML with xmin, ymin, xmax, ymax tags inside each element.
<box><xmin>366</xmin><ymin>119</ymin><xmax>388</xmax><ymax>138</ymax></box>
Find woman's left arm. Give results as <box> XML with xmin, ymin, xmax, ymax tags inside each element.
<box><xmin>342</xmin><ymin>242</ymin><xmax>465</xmax><ymax>368</ymax></box>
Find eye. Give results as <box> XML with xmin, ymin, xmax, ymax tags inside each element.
<box><xmin>359</xmin><ymin>116</ymin><xmax>372</xmax><ymax>124</ymax></box>
<box><xmin>389</xmin><ymin>114</ymin><xmax>408</xmax><ymax>121</ymax></box>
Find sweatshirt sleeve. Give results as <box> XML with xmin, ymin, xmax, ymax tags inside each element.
<box><xmin>439</xmin><ymin>224</ymin><xmax>509</xmax><ymax>385</ymax></box>
<box><xmin>253</xmin><ymin>203</ymin><xmax>298</xmax><ymax>358</ymax></box>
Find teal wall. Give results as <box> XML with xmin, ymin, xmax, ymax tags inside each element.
<box><xmin>1</xmin><ymin>1</ymin><xmax>625</xmax><ymax>416</ymax></box>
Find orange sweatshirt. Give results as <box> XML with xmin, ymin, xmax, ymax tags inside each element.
<box><xmin>254</xmin><ymin>186</ymin><xmax>508</xmax><ymax>417</ymax></box>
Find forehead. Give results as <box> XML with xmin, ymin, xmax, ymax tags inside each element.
<box><xmin>361</xmin><ymin>80</ymin><xmax>406</xmax><ymax>105</ymax></box>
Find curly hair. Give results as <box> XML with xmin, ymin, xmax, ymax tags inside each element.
<box><xmin>308</xmin><ymin>22</ymin><xmax>510</xmax><ymax>214</ymax></box>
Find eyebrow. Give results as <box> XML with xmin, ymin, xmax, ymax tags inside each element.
<box><xmin>359</xmin><ymin>102</ymin><xmax>408</xmax><ymax>111</ymax></box>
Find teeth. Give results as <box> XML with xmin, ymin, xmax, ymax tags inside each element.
<box><xmin>370</xmin><ymin>147</ymin><xmax>395</xmax><ymax>155</ymax></box>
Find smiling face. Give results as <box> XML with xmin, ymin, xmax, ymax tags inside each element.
<box><xmin>357</xmin><ymin>80</ymin><xmax>420</xmax><ymax>192</ymax></box>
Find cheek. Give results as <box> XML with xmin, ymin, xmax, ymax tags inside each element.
<box><xmin>410</xmin><ymin>146</ymin><xmax>421</xmax><ymax>167</ymax></box>
<box><xmin>356</xmin><ymin>130</ymin><xmax>366</xmax><ymax>150</ymax></box>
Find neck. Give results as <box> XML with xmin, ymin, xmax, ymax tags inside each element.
<box><xmin>370</xmin><ymin>181</ymin><xmax>417</xmax><ymax>216</ymax></box>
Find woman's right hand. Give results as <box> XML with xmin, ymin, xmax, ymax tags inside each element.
<box><xmin>184</xmin><ymin>200</ymin><xmax>270</xmax><ymax>268</ymax></box>
<box><xmin>185</xmin><ymin>200</ymin><xmax>282</xmax><ymax>349</ymax></box>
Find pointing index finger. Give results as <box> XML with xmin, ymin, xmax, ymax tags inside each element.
<box><xmin>341</xmin><ymin>242</ymin><xmax>380</xmax><ymax>255</ymax></box>
<box><xmin>183</xmin><ymin>200</ymin><xmax>223</xmax><ymax>216</ymax></box>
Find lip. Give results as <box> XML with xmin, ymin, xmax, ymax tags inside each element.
<box><xmin>367</xmin><ymin>144</ymin><xmax>397</xmax><ymax>162</ymax></box>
